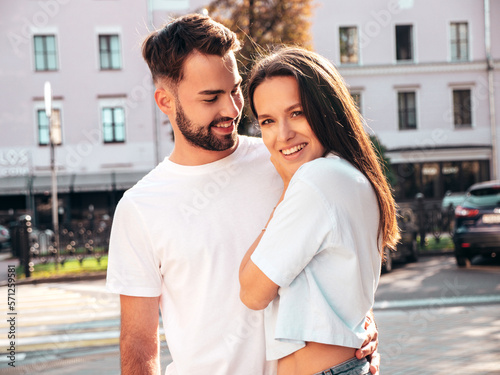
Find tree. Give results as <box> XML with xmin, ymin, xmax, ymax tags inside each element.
<box><xmin>206</xmin><ymin>0</ymin><xmax>314</xmax><ymax>134</ymax></box>
<box><xmin>370</xmin><ymin>135</ymin><xmax>397</xmax><ymax>188</ymax></box>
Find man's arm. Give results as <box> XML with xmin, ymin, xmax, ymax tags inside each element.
<box><xmin>355</xmin><ymin>309</ymin><xmax>380</xmax><ymax>375</ymax></box>
<box><xmin>120</xmin><ymin>295</ymin><xmax>161</xmax><ymax>375</ymax></box>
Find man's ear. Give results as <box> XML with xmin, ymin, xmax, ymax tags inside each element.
<box><xmin>155</xmin><ymin>87</ymin><xmax>175</xmax><ymax>115</ymax></box>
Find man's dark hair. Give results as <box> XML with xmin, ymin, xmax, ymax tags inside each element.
<box><xmin>142</xmin><ymin>14</ymin><xmax>241</xmax><ymax>84</ymax></box>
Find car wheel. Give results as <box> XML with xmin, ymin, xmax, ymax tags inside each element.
<box><xmin>406</xmin><ymin>237</ymin><xmax>419</xmax><ymax>263</ymax></box>
<box><xmin>456</xmin><ymin>255</ymin><xmax>471</xmax><ymax>268</ymax></box>
<box><xmin>382</xmin><ymin>248</ymin><xmax>393</xmax><ymax>273</ymax></box>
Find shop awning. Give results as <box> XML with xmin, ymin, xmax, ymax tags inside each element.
<box><xmin>32</xmin><ymin>174</ymin><xmax>74</xmax><ymax>194</ymax></box>
<box><xmin>0</xmin><ymin>171</ymin><xmax>148</xmax><ymax>196</ymax></box>
<box><xmin>0</xmin><ymin>176</ymin><xmax>30</xmax><ymax>195</ymax></box>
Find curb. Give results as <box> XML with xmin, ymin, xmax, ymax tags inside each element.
<box><xmin>417</xmin><ymin>250</ymin><xmax>454</xmax><ymax>257</ymax></box>
<box><xmin>0</xmin><ymin>271</ymin><xmax>107</xmax><ymax>287</ymax></box>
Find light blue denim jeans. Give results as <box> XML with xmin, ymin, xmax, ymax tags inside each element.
<box><xmin>313</xmin><ymin>357</ymin><xmax>370</xmax><ymax>375</ymax></box>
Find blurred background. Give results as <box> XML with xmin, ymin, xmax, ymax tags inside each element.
<box><xmin>0</xmin><ymin>0</ymin><xmax>498</xmax><ymax>233</ymax></box>
<box><xmin>0</xmin><ymin>1</ymin><xmax>499</xmax><ymax>374</ymax></box>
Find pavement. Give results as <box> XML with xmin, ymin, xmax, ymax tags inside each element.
<box><xmin>1</xmin><ymin>303</ymin><xmax>499</xmax><ymax>374</ymax></box>
<box><xmin>0</xmin><ymin>255</ymin><xmax>499</xmax><ymax>374</ymax></box>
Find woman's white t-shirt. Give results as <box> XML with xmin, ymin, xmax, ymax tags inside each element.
<box><xmin>251</xmin><ymin>154</ymin><xmax>381</xmax><ymax>361</ymax></box>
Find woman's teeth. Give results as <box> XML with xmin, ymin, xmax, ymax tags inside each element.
<box><xmin>281</xmin><ymin>143</ymin><xmax>306</xmax><ymax>156</ymax></box>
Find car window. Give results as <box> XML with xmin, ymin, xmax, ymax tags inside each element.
<box><xmin>466</xmin><ymin>187</ymin><xmax>500</xmax><ymax>207</ymax></box>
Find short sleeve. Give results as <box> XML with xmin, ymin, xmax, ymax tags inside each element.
<box><xmin>251</xmin><ymin>179</ymin><xmax>335</xmax><ymax>287</ymax></box>
<box><xmin>106</xmin><ymin>195</ymin><xmax>163</xmax><ymax>297</ymax></box>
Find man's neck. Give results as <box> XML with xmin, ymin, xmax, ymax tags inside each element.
<box><xmin>168</xmin><ymin>136</ymin><xmax>240</xmax><ymax>166</ymax></box>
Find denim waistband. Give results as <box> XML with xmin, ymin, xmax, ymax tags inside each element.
<box><xmin>313</xmin><ymin>357</ymin><xmax>370</xmax><ymax>375</ymax></box>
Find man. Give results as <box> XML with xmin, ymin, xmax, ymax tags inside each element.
<box><xmin>106</xmin><ymin>14</ymin><xmax>380</xmax><ymax>375</ymax></box>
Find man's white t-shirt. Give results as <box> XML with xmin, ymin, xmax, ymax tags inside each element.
<box><xmin>251</xmin><ymin>155</ymin><xmax>381</xmax><ymax>361</ymax></box>
<box><xmin>106</xmin><ymin>136</ymin><xmax>281</xmax><ymax>375</ymax></box>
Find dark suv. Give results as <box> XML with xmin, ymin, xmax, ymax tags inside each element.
<box><xmin>453</xmin><ymin>180</ymin><xmax>500</xmax><ymax>267</ymax></box>
<box><xmin>382</xmin><ymin>207</ymin><xmax>419</xmax><ymax>273</ymax></box>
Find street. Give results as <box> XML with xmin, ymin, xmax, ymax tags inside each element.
<box><xmin>374</xmin><ymin>255</ymin><xmax>500</xmax><ymax>374</ymax></box>
<box><xmin>0</xmin><ymin>254</ymin><xmax>499</xmax><ymax>374</ymax></box>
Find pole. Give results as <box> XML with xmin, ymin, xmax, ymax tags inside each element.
<box><xmin>50</xmin><ymin>129</ymin><xmax>60</xmax><ymax>269</ymax></box>
<box><xmin>484</xmin><ymin>0</ymin><xmax>497</xmax><ymax>180</ymax></box>
<box><xmin>44</xmin><ymin>82</ymin><xmax>60</xmax><ymax>269</ymax></box>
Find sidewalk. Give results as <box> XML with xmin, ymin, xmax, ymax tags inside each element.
<box><xmin>2</xmin><ymin>303</ymin><xmax>499</xmax><ymax>374</ymax></box>
<box><xmin>0</xmin><ymin>252</ymin><xmax>107</xmax><ymax>287</ymax></box>
<box><xmin>1</xmin><ymin>344</ymin><xmax>172</xmax><ymax>375</ymax></box>
<box><xmin>0</xmin><ymin>251</ymin><xmax>18</xmax><ymax>283</ymax></box>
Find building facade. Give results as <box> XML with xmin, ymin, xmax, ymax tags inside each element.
<box><xmin>1</xmin><ymin>0</ymin><xmax>498</xmax><ymax>230</ymax></box>
<box><xmin>0</xmin><ymin>0</ymin><xmax>208</xmax><ymax>227</ymax></box>
<box><xmin>311</xmin><ymin>0</ymin><xmax>499</xmax><ymax>201</ymax></box>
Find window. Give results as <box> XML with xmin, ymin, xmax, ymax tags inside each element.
<box><xmin>398</xmin><ymin>92</ymin><xmax>417</xmax><ymax>130</ymax></box>
<box><xmin>102</xmin><ymin>107</ymin><xmax>125</xmax><ymax>143</ymax></box>
<box><xmin>34</xmin><ymin>35</ymin><xmax>58</xmax><ymax>71</ymax></box>
<box><xmin>395</xmin><ymin>25</ymin><xmax>413</xmax><ymax>61</ymax></box>
<box><xmin>99</xmin><ymin>35</ymin><xmax>121</xmax><ymax>70</ymax></box>
<box><xmin>453</xmin><ymin>89</ymin><xmax>472</xmax><ymax>127</ymax></box>
<box><xmin>450</xmin><ymin>22</ymin><xmax>468</xmax><ymax>61</ymax></box>
<box><xmin>37</xmin><ymin>109</ymin><xmax>62</xmax><ymax>146</ymax></box>
<box><xmin>351</xmin><ymin>92</ymin><xmax>362</xmax><ymax>114</ymax></box>
<box><xmin>392</xmin><ymin>163</ymin><xmax>421</xmax><ymax>201</ymax></box>
<box><xmin>392</xmin><ymin>160</ymin><xmax>490</xmax><ymax>201</ymax></box>
<box><xmin>422</xmin><ymin>162</ymin><xmax>440</xmax><ymax>199</ymax></box>
<box><xmin>339</xmin><ymin>27</ymin><xmax>358</xmax><ymax>64</ymax></box>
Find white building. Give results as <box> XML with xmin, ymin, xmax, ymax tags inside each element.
<box><xmin>0</xmin><ymin>0</ymin><xmax>207</xmax><ymax>226</ymax></box>
<box><xmin>311</xmin><ymin>0</ymin><xmax>499</xmax><ymax>201</ymax></box>
<box><xmin>1</xmin><ymin>0</ymin><xmax>498</xmax><ymax>228</ymax></box>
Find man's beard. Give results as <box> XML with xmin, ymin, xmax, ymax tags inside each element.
<box><xmin>175</xmin><ymin>100</ymin><xmax>239</xmax><ymax>151</ymax></box>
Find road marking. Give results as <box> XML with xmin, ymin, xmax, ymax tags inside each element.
<box><xmin>374</xmin><ymin>294</ymin><xmax>500</xmax><ymax>310</ymax></box>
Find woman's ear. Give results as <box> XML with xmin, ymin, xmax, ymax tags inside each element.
<box><xmin>155</xmin><ymin>87</ymin><xmax>175</xmax><ymax>115</ymax></box>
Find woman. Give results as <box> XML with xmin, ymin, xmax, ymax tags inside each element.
<box><xmin>239</xmin><ymin>46</ymin><xmax>400</xmax><ymax>375</ymax></box>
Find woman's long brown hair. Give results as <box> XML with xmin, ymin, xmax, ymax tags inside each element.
<box><xmin>248</xmin><ymin>46</ymin><xmax>400</xmax><ymax>252</ymax></box>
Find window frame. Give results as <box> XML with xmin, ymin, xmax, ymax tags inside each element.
<box><xmin>450</xmin><ymin>22</ymin><xmax>469</xmax><ymax>62</ymax></box>
<box><xmin>33</xmin><ymin>34</ymin><xmax>58</xmax><ymax>71</ymax></box>
<box><xmin>350</xmin><ymin>92</ymin><xmax>363</xmax><ymax>115</ymax></box>
<box><xmin>397</xmin><ymin>91</ymin><xmax>417</xmax><ymax>130</ymax></box>
<box><xmin>98</xmin><ymin>34</ymin><xmax>122</xmax><ymax>70</ymax></box>
<box><xmin>339</xmin><ymin>26</ymin><xmax>359</xmax><ymax>65</ymax></box>
<box><xmin>101</xmin><ymin>106</ymin><xmax>126</xmax><ymax>144</ymax></box>
<box><xmin>453</xmin><ymin>88</ymin><xmax>473</xmax><ymax>128</ymax></box>
<box><xmin>395</xmin><ymin>24</ymin><xmax>414</xmax><ymax>62</ymax></box>
<box><xmin>36</xmin><ymin>108</ymin><xmax>62</xmax><ymax>146</ymax></box>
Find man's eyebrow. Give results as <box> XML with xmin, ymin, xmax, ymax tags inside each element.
<box><xmin>197</xmin><ymin>78</ymin><xmax>242</xmax><ymax>96</ymax></box>
<box><xmin>198</xmin><ymin>89</ymin><xmax>224</xmax><ymax>96</ymax></box>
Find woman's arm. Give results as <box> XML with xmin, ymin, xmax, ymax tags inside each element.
<box><xmin>239</xmin><ymin>191</ymin><xmax>286</xmax><ymax>310</ymax></box>
<box><xmin>239</xmin><ymin>230</ymin><xmax>279</xmax><ymax>310</ymax></box>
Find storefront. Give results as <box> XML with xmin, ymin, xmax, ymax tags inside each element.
<box><xmin>0</xmin><ymin>171</ymin><xmax>147</xmax><ymax>228</ymax></box>
<box><xmin>391</xmin><ymin>159</ymin><xmax>490</xmax><ymax>201</ymax></box>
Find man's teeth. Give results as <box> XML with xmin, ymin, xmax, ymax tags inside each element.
<box><xmin>282</xmin><ymin>143</ymin><xmax>306</xmax><ymax>155</ymax></box>
<box><xmin>214</xmin><ymin>122</ymin><xmax>232</xmax><ymax>128</ymax></box>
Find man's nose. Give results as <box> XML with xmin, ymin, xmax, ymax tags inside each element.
<box><xmin>220</xmin><ymin>94</ymin><xmax>242</xmax><ymax>119</ymax></box>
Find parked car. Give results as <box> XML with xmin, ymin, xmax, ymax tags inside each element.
<box><xmin>441</xmin><ymin>191</ymin><xmax>466</xmax><ymax>212</ymax></box>
<box><xmin>382</xmin><ymin>207</ymin><xmax>419</xmax><ymax>273</ymax></box>
<box><xmin>453</xmin><ymin>180</ymin><xmax>500</xmax><ymax>267</ymax></box>
<box><xmin>0</xmin><ymin>225</ymin><xmax>11</xmax><ymax>250</ymax></box>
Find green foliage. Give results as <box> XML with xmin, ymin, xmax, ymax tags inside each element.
<box><xmin>370</xmin><ymin>135</ymin><xmax>397</xmax><ymax>188</ymax></box>
<box><xmin>16</xmin><ymin>256</ymin><xmax>108</xmax><ymax>280</ymax></box>
<box><xmin>206</xmin><ymin>0</ymin><xmax>314</xmax><ymax>134</ymax></box>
